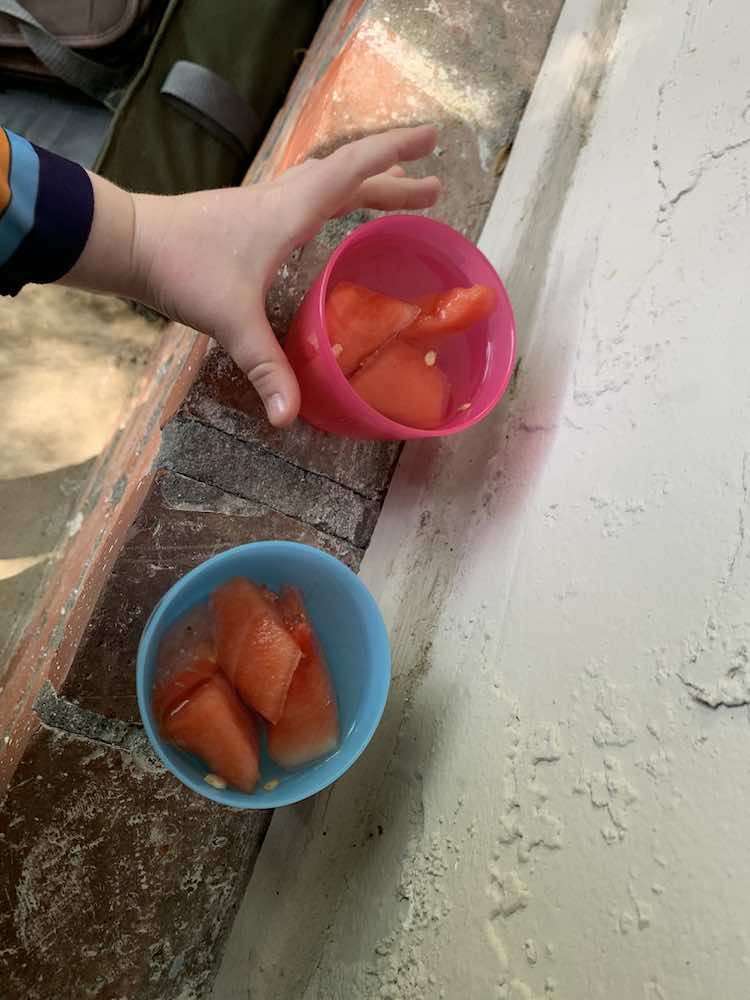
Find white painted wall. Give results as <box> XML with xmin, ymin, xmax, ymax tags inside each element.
<box><xmin>215</xmin><ymin>1</ymin><xmax>750</xmax><ymax>997</ymax></box>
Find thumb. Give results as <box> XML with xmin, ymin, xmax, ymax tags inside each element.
<box><xmin>220</xmin><ymin>301</ymin><xmax>301</xmax><ymax>427</ymax></box>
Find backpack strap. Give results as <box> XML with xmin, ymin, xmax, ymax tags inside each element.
<box><xmin>160</xmin><ymin>60</ymin><xmax>260</xmax><ymax>158</ymax></box>
<box><xmin>0</xmin><ymin>0</ymin><xmax>127</xmax><ymax>110</ymax></box>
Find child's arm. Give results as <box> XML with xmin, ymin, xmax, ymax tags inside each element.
<box><xmin>0</xmin><ymin>124</ymin><xmax>440</xmax><ymax>426</ymax></box>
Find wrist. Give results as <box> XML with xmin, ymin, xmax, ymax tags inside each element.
<box><xmin>62</xmin><ymin>174</ymin><xmax>157</xmax><ymax>306</ymax></box>
<box><xmin>128</xmin><ymin>191</ymin><xmax>175</xmax><ymax>311</ymax></box>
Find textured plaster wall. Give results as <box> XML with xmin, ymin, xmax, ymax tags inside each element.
<box><xmin>215</xmin><ymin>1</ymin><xmax>750</xmax><ymax>997</ymax></box>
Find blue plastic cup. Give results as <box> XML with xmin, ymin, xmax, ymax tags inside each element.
<box><xmin>136</xmin><ymin>541</ymin><xmax>391</xmax><ymax>808</ymax></box>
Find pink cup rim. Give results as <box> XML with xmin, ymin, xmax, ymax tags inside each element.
<box><xmin>311</xmin><ymin>214</ymin><xmax>516</xmax><ymax>438</ymax></box>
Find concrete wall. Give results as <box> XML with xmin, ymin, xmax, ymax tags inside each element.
<box><xmin>215</xmin><ymin>0</ymin><xmax>750</xmax><ymax>997</ymax></box>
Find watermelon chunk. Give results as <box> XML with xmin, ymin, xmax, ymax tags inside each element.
<box><xmin>326</xmin><ymin>281</ymin><xmax>420</xmax><ymax>376</ymax></box>
<box><xmin>349</xmin><ymin>339</ymin><xmax>451</xmax><ymax>428</ymax></box>
<box><xmin>401</xmin><ymin>284</ymin><xmax>496</xmax><ymax>347</ymax></box>
<box><xmin>158</xmin><ymin>602</ymin><xmax>215</xmax><ymax>673</ymax></box>
<box><xmin>267</xmin><ymin>587</ymin><xmax>339</xmax><ymax>768</ymax></box>
<box><xmin>152</xmin><ymin>656</ymin><xmax>219</xmax><ymax>725</ymax></box>
<box><xmin>153</xmin><ymin>603</ymin><xmax>218</xmax><ymax>722</ymax></box>
<box><xmin>212</xmin><ymin>577</ymin><xmax>302</xmax><ymax>724</ymax></box>
<box><xmin>161</xmin><ymin>673</ymin><xmax>260</xmax><ymax>793</ymax></box>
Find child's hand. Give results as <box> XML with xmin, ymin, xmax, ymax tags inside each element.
<box><xmin>68</xmin><ymin>125</ymin><xmax>440</xmax><ymax>427</ymax></box>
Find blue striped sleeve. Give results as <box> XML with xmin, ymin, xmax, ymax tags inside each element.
<box><xmin>0</xmin><ymin>129</ymin><xmax>94</xmax><ymax>297</ymax></box>
<box><xmin>0</xmin><ymin>130</ymin><xmax>39</xmax><ymax>268</ymax></box>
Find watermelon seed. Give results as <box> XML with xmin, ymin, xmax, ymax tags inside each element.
<box><xmin>204</xmin><ymin>773</ymin><xmax>227</xmax><ymax>789</ymax></box>
<box><xmin>332</xmin><ymin>343</ymin><xmax>343</xmax><ymax>358</ymax></box>
<box><xmin>457</xmin><ymin>402</ymin><xmax>471</xmax><ymax>413</ymax></box>
<box><xmin>264</xmin><ymin>779</ymin><xmax>280</xmax><ymax>791</ymax></box>
<box><xmin>424</xmin><ymin>350</ymin><xmax>437</xmax><ymax>367</ymax></box>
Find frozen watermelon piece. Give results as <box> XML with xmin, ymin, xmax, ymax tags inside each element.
<box><xmin>212</xmin><ymin>577</ymin><xmax>302</xmax><ymax>724</ymax></box>
<box><xmin>153</xmin><ymin>603</ymin><xmax>218</xmax><ymax>722</ymax></box>
<box><xmin>349</xmin><ymin>339</ymin><xmax>451</xmax><ymax>428</ymax></box>
<box><xmin>152</xmin><ymin>656</ymin><xmax>219</xmax><ymax>725</ymax></box>
<box><xmin>267</xmin><ymin>587</ymin><xmax>339</xmax><ymax>768</ymax></box>
<box><xmin>158</xmin><ymin>602</ymin><xmax>215</xmax><ymax>673</ymax></box>
<box><xmin>401</xmin><ymin>284</ymin><xmax>496</xmax><ymax>347</ymax></box>
<box><xmin>325</xmin><ymin>281</ymin><xmax>420</xmax><ymax>376</ymax></box>
<box><xmin>161</xmin><ymin>673</ymin><xmax>260</xmax><ymax>793</ymax></box>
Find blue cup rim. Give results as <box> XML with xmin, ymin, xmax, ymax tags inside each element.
<box><xmin>136</xmin><ymin>541</ymin><xmax>391</xmax><ymax>808</ymax></box>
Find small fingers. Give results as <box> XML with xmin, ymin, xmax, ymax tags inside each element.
<box><xmin>270</xmin><ymin>126</ymin><xmax>439</xmax><ymax>256</ymax></box>
<box><xmin>305</xmin><ymin>125</ymin><xmax>438</xmax><ymax>217</ymax></box>
<box><xmin>219</xmin><ymin>302</ymin><xmax>301</xmax><ymax>427</ymax></box>
<box><xmin>333</xmin><ymin>124</ymin><xmax>438</xmax><ymax>182</ymax></box>
<box><xmin>338</xmin><ymin>173</ymin><xmax>441</xmax><ymax>215</ymax></box>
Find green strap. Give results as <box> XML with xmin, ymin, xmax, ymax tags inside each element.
<box><xmin>0</xmin><ymin>0</ymin><xmax>127</xmax><ymax>109</ymax></box>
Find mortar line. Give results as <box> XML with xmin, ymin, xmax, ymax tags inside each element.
<box><xmin>160</xmin><ymin>468</ymin><xmax>369</xmax><ymax>555</ymax></box>
<box><xmin>33</xmin><ymin>681</ymin><xmax>161</xmax><ymax>764</ymax></box>
<box><xmin>172</xmin><ymin>412</ymin><xmax>393</xmax><ymax>504</ymax></box>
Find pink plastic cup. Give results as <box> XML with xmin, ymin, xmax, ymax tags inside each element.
<box><xmin>284</xmin><ymin>214</ymin><xmax>516</xmax><ymax>440</ymax></box>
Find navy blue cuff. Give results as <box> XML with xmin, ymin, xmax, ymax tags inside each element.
<box><xmin>0</xmin><ymin>145</ymin><xmax>94</xmax><ymax>296</ymax></box>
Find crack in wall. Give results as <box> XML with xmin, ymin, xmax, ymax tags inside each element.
<box><xmin>652</xmin><ymin>1</ymin><xmax>750</xmax><ymax>229</ymax></box>
<box><xmin>677</xmin><ymin>672</ymin><xmax>750</xmax><ymax>710</ymax></box>
<box><xmin>727</xmin><ymin>452</ymin><xmax>750</xmax><ymax>581</ymax></box>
